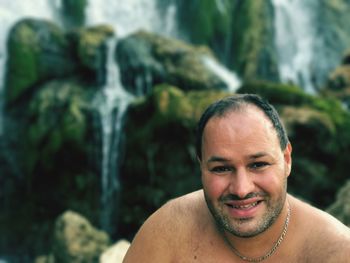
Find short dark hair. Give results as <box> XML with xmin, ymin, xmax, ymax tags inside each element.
<box><xmin>195</xmin><ymin>94</ymin><xmax>289</xmax><ymax>159</ymax></box>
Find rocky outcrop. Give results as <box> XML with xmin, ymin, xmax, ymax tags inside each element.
<box><xmin>230</xmin><ymin>0</ymin><xmax>278</xmax><ymax>82</ymax></box>
<box><xmin>67</xmin><ymin>25</ymin><xmax>115</xmax><ymax>84</ymax></box>
<box><xmin>175</xmin><ymin>0</ymin><xmax>278</xmax><ymax>82</ymax></box>
<box><xmin>2</xmin><ymin>19</ymin><xmax>114</xmax><ymax>259</ymax></box>
<box><xmin>5</xmin><ymin>18</ymin><xmax>77</xmax><ymax>105</ymax></box>
<box><xmin>327</xmin><ymin>180</ymin><xmax>350</xmax><ymax>227</ymax></box>
<box><xmin>313</xmin><ymin>0</ymin><xmax>350</xmax><ymax>88</ymax></box>
<box><xmin>116</xmin><ymin>30</ymin><xmax>230</xmax><ymax>96</ymax></box>
<box><xmin>322</xmin><ymin>50</ymin><xmax>350</xmax><ymax>107</ymax></box>
<box><xmin>35</xmin><ymin>211</ymin><xmax>110</xmax><ymax>263</ymax></box>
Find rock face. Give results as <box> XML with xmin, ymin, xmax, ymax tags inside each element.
<box><xmin>2</xmin><ymin>19</ymin><xmax>114</xmax><ymax>259</ymax></box>
<box><xmin>313</xmin><ymin>0</ymin><xmax>350</xmax><ymax>88</ymax></box>
<box><xmin>35</xmin><ymin>210</ymin><xmax>110</xmax><ymax>263</ymax></box>
<box><xmin>327</xmin><ymin>180</ymin><xmax>350</xmax><ymax>227</ymax></box>
<box><xmin>5</xmin><ymin>18</ymin><xmax>77</xmax><ymax>105</ymax></box>
<box><xmin>323</xmin><ymin>50</ymin><xmax>350</xmax><ymax>107</ymax></box>
<box><xmin>116</xmin><ymin>30</ymin><xmax>229</xmax><ymax>95</ymax></box>
<box><xmin>52</xmin><ymin>211</ymin><xmax>110</xmax><ymax>263</ymax></box>
<box><xmin>175</xmin><ymin>0</ymin><xmax>278</xmax><ymax>82</ymax></box>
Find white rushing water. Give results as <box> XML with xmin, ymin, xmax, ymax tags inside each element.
<box><xmin>0</xmin><ymin>0</ymin><xmax>61</xmax><ymax>134</ymax></box>
<box><xmin>93</xmin><ymin>38</ymin><xmax>133</xmax><ymax>232</ymax></box>
<box><xmin>85</xmin><ymin>0</ymin><xmax>181</xmax><ymax>232</ymax></box>
<box><xmin>202</xmin><ymin>56</ymin><xmax>241</xmax><ymax>92</ymax></box>
<box><xmin>272</xmin><ymin>0</ymin><xmax>317</xmax><ymax>93</ymax></box>
<box><xmin>86</xmin><ymin>0</ymin><xmax>180</xmax><ymax>38</ymax></box>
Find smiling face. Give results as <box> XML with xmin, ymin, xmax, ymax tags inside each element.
<box><xmin>200</xmin><ymin>105</ymin><xmax>292</xmax><ymax>238</ymax></box>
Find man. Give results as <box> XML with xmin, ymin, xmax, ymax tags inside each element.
<box><xmin>123</xmin><ymin>94</ymin><xmax>350</xmax><ymax>262</ymax></box>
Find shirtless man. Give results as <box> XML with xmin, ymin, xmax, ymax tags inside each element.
<box><xmin>123</xmin><ymin>94</ymin><xmax>350</xmax><ymax>262</ymax></box>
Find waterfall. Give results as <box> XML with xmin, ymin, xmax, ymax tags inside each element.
<box><xmin>85</xmin><ymin>0</ymin><xmax>180</xmax><ymax>38</ymax></box>
<box><xmin>0</xmin><ymin>0</ymin><xmax>60</xmax><ymax>135</ymax></box>
<box><xmin>85</xmin><ymin>0</ymin><xmax>181</xmax><ymax>233</ymax></box>
<box><xmin>272</xmin><ymin>0</ymin><xmax>317</xmax><ymax>93</ymax></box>
<box><xmin>202</xmin><ymin>56</ymin><xmax>241</xmax><ymax>92</ymax></box>
<box><xmin>93</xmin><ymin>38</ymin><xmax>133</xmax><ymax>233</ymax></box>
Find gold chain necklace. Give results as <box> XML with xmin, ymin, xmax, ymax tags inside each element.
<box><xmin>223</xmin><ymin>203</ymin><xmax>291</xmax><ymax>262</ymax></box>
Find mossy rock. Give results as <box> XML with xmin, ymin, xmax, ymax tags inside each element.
<box><xmin>67</xmin><ymin>24</ymin><xmax>115</xmax><ymax>81</ymax></box>
<box><xmin>51</xmin><ymin>210</ymin><xmax>110</xmax><ymax>263</ymax></box>
<box><xmin>116</xmin><ymin>30</ymin><xmax>229</xmax><ymax>95</ymax></box>
<box><xmin>323</xmin><ymin>65</ymin><xmax>350</xmax><ymax>107</ymax></box>
<box><xmin>25</xmin><ymin>79</ymin><xmax>93</xmax><ymax>173</ymax></box>
<box><xmin>175</xmin><ymin>0</ymin><xmax>233</xmax><ymax>46</ymax></box>
<box><xmin>5</xmin><ymin>18</ymin><xmax>76</xmax><ymax>105</ymax></box>
<box><xmin>231</xmin><ymin>0</ymin><xmax>278</xmax><ymax>81</ymax></box>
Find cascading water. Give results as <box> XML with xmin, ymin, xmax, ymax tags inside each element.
<box><xmin>85</xmin><ymin>0</ymin><xmax>180</xmax><ymax>38</ymax></box>
<box><xmin>272</xmin><ymin>0</ymin><xmax>317</xmax><ymax>93</ymax></box>
<box><xmin>202</xmin><ymin>56</ymin><xmax>241</xmax><ymax>92</ymax></box>
<box><xmin>92</xmin><ymin>38</ymin><xmax>133</xmax><ymax>233</ymax></box>
<box><xmin>85</xmin><ymin>0</ymin><xmax>181</xmax><ymax>233</ymax></box>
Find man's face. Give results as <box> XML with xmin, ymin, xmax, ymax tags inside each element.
<box><xmin>200</xmin><ymin>106</ymin><xmax>292</xmax><ymax>238</ymax></box>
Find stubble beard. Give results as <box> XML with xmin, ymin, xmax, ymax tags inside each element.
<box><xmin>204</xmin><ymin>181</ymin><xmax>287</xmax><ymax>238</ymax></box>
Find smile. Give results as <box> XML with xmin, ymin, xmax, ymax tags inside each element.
<box><xmin>224</xmin><ymin>200</ymin><xmax>263</xmax><ymax>218</ymax></box>
<box><xmin>229</xmin><ymin>201</ymin><xmax>259</xmax><ymax>209</ymax></box>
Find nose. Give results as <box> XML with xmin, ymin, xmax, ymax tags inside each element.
<box><xmin>228</xmin><ymin>168</ymin><xmax>255</xmax><ymax>198</ymax></box>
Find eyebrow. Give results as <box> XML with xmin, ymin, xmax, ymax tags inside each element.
<box><xmin>206</xmin><ymin>152</ymin><xmax>270</xmax><ymax>163</ymax></box>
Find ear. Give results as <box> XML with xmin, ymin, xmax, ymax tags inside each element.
<box><xmin>283</xmin><ymin>142</ymin><xmax>292</xmax><ymax>177</ymax></box>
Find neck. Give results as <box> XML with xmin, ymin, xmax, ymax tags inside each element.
<box><xmin>223</xmin><ymin>198</ymin><xmax>291</xmax><ymax>260</ymax></box>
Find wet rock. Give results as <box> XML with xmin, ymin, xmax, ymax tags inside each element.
<box><xmin>5</xmin><ymin>18</ymin><xmax>77</xmax><ymax>105</ymax></box>
<box><xmin>52</xmin><ymin>210</ymin><xmax>110</xmax><ymax>263</ymax></box>
<box><xmin>116</xmin><ymin>30</ymin><xmax>229</xmax><ymax>95</ymax></box>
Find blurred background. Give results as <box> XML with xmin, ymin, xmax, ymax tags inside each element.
<box><xmin>1</xmin><ymin>0</ymin><xmax>350</xmax><ymax>262</ymax></box>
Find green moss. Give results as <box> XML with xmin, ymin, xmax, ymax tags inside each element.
<box><xmin>72</xmin><ymin>25</ymin><xmax>115</xmax><ymax>70</ymax></box>
<box><xmin>6</xmin><ymin>23</ymin><xmax>39</xmax><ymax>103</ymax></box>
<box><xmin>25</xmin><ymin>80</ymin><xmax>90</xmax><ymax>173</ymax></box>
<box><xmin>238</xmin><ymin>80</ymin><xmax>314</xmax><ymax>106</ymax></box>
<box><xmin>62</xmin><ymin>0</ymin><xmax>88</xmax><ymax>28</ymax></box>
<box><xmin>176</xmin><ymin>0</ymin><xmax>233</xmax><ymax>45</ymax></box>
<box><xmin>231</xmin><ymin>0</ymin><xmax>278</xmax><ymax>81</ymax></box>
<box><xmin>150</xmin><ymin>84</ymin><xmax>232</xmax><ymax>128</ymax></box>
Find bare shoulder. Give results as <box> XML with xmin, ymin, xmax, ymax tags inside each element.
<box><xmin>290</xmin><ymin>195</ymin><xmax>350</xmax><ymax>261</ymax></box>
<box><xmin>123</xmin><ymin>190</ymin><xmax>205</xmax><ymax>263</ymax></box>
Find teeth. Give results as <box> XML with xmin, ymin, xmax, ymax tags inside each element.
<box><xmin>233</xmin><ymin>202</ymin><xmax>258</xmax><ymax>209</ymax></box>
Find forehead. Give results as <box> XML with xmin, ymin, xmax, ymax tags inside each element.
<box><xmin>202</xmin><ymin>106</ymin><xmax>279</xmax><ymax>149</ymax></box>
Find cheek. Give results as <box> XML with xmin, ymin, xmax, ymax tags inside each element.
<box><xmin>255</xmin><ymin>169</ymin><xmax>286</xmax><ymax>194</ymax></box>
<box><xmin>201</xmin><ymin>172</ymin><xmax>229</xmax><ymax>199</ymax></box>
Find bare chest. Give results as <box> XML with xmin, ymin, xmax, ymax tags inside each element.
<box><xmin>172</xmin><ymin>230</ymin><xmax>306</xmax><ymax>263</ymax></box>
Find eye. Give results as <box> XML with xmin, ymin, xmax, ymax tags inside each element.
<box><xmin>210</xmin><ymin>166</ymin><xmax>232</xmax><ymax>173</ymax></box>
<box><xmin>249</xmin><ymin>162</ymin><xmax>269</xmax><ymax>170</ymax></box>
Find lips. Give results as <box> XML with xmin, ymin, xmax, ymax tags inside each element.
<box><xmin>228</xmin><ymin>201</ymin><xmax>259</xmax><ymax>209</ymax></box>
<box><xmin>223</xmin><ymin>199</ymin><xmax>263</xmax><ymax>218</ymax></box>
